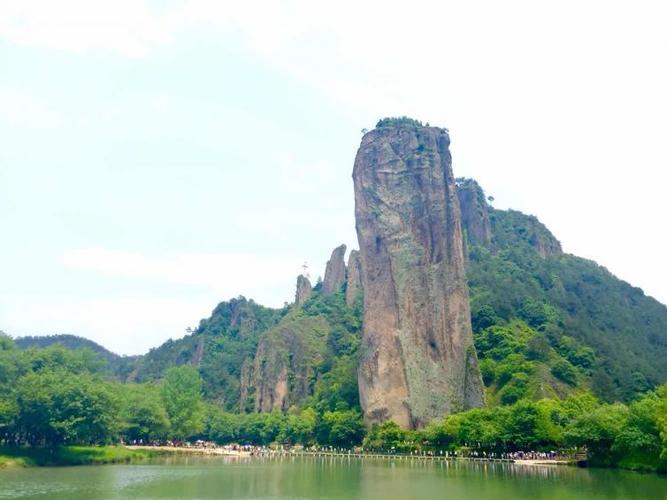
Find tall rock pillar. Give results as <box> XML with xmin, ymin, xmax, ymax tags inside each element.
<box><xmin>345</xmin><ymin>249</ymin><xmax>363</xmax><ymax>305</ymax></box>
<box><xmin>295</xmin><ymin>275</ymin><xmax>312</xmax><ymax>306</ymax></box>
<box><xmin>321</xmin><ymin>244</ymin><xmax>347</xmax><ymax>295</ymax></box>
<box><xmin>353</xmin><ymin>120</ymin><xmax>484</xmax><ymax>429</ymax></box>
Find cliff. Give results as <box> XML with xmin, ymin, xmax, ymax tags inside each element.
<box><xmin>353</xmin><ymin>119</ymin><xmax>485</xmax><ymax>429</ymax></box>
<box><xmin>252</xmin><ymin>316</ymin><xmax>329</xmax><ymax>412</ymax></box>
<box><xmin>456</xmin><ymin>177</ymin><xmax>562</xmax><ymax>258</ymax></box>
<box><xmin>321</xmin><ymin>244</ymin><xmax>347</xmax><ymax>295</ymax></box>
<box><xmin>456</xmin><ymin>178</ymin><xmax>492</xmax><ymax>248</ymax></box>
<box><xmin>295</xmin><ymin>274</ymin><xmax>313</xmax><ymax>306</ymax></box>
<box><xmin>345</xmin><ymin>250</ymin><xmax>363</xmax><ymax>305</ymax></box>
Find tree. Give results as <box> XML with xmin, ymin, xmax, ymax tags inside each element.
<box><xmin>120</xmin><ymin>384</ymin><xmax>170</xmax><ymax>442</ymax></box>
<box><xmin>565</xmin><ymin>404</ymin><xmax>629</xmax><ymax>465</ymax></box>
<box><xmin>364</xmin><ymin>421</ymin><xmax>408</xmax><ymax>451</ymax></box>
<box><xmin>551</xmin><ymin>360</ymin><xmax>578</xmax><ymax>386</ymax></box>
<box><xmin>319</xmin><ymin>410</ymin><xmax>364</xmax><ymax>447</ymax></box>
<box><xmin>503</xmin><ymin>401</ymin><xmax>541</xmax><ymax>448</ymax></box>
<box><xmin>283</xmin><ymin>407</ymin><xmax>317</xmax><ymax>445</ymax></box>
<box><xmin>15</xmin><ymin>370</ymin><xmax>118</xmax><ymax>446</ymax></box>
<box><xmin>526</xmin><ymin>334</ymin><xmax>551</xmax><ymax>361</ymax></box>
<box><xmin>162</xmin><ymin>366</ymin><xmax>204</xmax><ymax>440</ymax></box>
<box><xmin>204</xmin><ymin>406</ymin><xmax>239</xmax><ymax>444</ymax></box>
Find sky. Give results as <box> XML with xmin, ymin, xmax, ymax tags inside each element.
<box><xmin>1</xmin><ymin>0</ymin><xmax>665</xmax><ymax>355</ymax></box>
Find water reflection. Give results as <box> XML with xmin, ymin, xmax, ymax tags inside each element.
<box><xmin>0</xmin><ymin>455</ymin><xmax>665</xmax><ymax>499</ymax></box>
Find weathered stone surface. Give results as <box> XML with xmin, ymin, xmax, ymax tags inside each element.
<box><xmin>191</xmin><ymin>337</ymin><xmax>205</xmax><ymax>366</ymax></box>
<box><xmin>253</xmin><ymin>316</ymin><xmax>329</xmax><ymax>412</ymax></box>
<box><xmin>353</xmin><ymin>121</ymin><xmax>485</xmax><ymax>429</ymax></box>
<box><xmin>295</xmin><ymin>274</ymin><xmax>313</xmax><ymax>306</ymax></box>
<box><xmin>321</xmin><ymin>244</ymin><xmax>347</xmax><ymax>295</ymax></box>
<box><xmin>523</xmin><ymin>216</ymin><xmax>562</xmax><ymax>257</ymax></box>
<box><xmin>345</xmin><ymin>250</ymin><xmax>363</xmax><ymax>306</ymax></box>
<box><xmin>238</xmin><ymin>358</ymin><xmax>254</xmax><ymax>412</ymax></box>
<box><xmin>456</xmin><ymin>178</ymin><xmax>562</xmax><ymax>258</ymax></box>
<box><xmin>456</xmin><ymin>178</ymin><xmax>492</xmax><ymax>248</ymax></box>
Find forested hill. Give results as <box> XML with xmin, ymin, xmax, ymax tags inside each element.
<box><xmin>15</xmin><ymin>334</ymin><xmax>120</xmax><ymax>361</ymax></box>
<box><xmin>457</xmin><ymin>178</ymin><xmax>667</xmax><ymax>402</ymax></box>
<box><xmin>13</xmin><ymin>334</ymin><xmax>140</xmax><ymax>379</ymax></box>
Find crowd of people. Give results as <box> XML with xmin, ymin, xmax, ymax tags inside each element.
<box><xmin>124</xmin><ymin>439</ymin><xmax>577</xmax><ymax>463</ymax></box>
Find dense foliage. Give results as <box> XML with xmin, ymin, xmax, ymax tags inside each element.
<box><xmin>375</xmin><ymin>117</ymin><xmax>425</xmax><ymax>128</ymax></box>
<box><xmin>364</xmin><ymin>389</ymin><xmax>667</xmax><ymax>472</ymax></box>
<box><xmin>464</xmin><ymin>191</ymin><xmax>667</xmax><ymax>402</ymax></box>
<box><xmin>13</xmin><ymin>334</ymin><xmax>139</xmax><ymax>380</ymax></box>
<box><xmin>0</xmin><ymin>331</ymin><xmax>365</xmax><ymax>450</ymax></box>
<box><xmin>2</xmin><ymin>331</ymin><xmax>664</xmax><ymax>472</ymax></box>
<box><xmin>134</xmin><ymin>297</ymin><xmax>286</xmax><ymax>410</ymax></box>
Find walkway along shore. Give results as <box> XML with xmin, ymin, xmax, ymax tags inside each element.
<box><xmin>124</xmin><ymin>446</ymin><xmax>581</xmax><ymax>466</ymax></box>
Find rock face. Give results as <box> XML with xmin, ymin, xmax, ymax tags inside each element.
<box><xmin>353</xmin><ymin>121</ymin><xmax>485</xmax><ymax>429</ymax></box>
<box><xmin>321</xmin><ymin>244</ymin><xmax>347</xmax><ymax>295</ymax></box>
<box><xmin>295</xmin><ymin>274</ymin><xmax>313</xmax><ymax>306</ymax></box>
<box><xmin>253</xmin><ymin>317</ymin><xmax>329</xmax><ymax>412</ymax></box>
<box><xmin>523</xmin><ymin>216</ymin><xmax>562</xmax><ymax>257</ymax></box>
<box><xmin>345</xmin><ymin>250</ymin><xmax>363</xmax><ymax>306</ymax></box>
<box><xmin>456</xmin><ymin>178</ymin><xmax>562</xmax><ymax>258</ymax></box>
<box><xmin>238</xmin><ymin>358</ymin><xmax>254</xmax><ymax>412</ymax></box>
<box><xmin>456</xmin><ymin>178</ymin><xmax>492</xmax><ymax>248</ymax></box>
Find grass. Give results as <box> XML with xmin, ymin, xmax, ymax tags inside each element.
<box><xmin>0</xmin><ymin>445</ymin><xmax>168</xmax><ymax>468</ymax></box>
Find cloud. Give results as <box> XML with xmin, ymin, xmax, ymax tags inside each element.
<box><xmin>0</xmin><ymin>247</ymin><xmax>308</xmax><ymax>354</ymax></box>
<box><xmin>61</xmin><ymin>247</ymin><xmax>303</xmax><ymax>303</ymax></box>
<box><xmin>0</xmin><ymin>86</ymin><xmax>66</xmax><ymax>128</ymax></box>
<box><xmin>1</xmin><ymin>293</ymin><xmax>210</xmax><ymax>355</ymax></box>
<box><xmin>0</xmin><ymin>0</ymin><xmax>172</xmax><ymax>57</ymax></box>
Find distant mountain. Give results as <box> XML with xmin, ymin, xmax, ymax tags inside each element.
<box><xmin>14</xmin><ymin>334</ymin><xmax>140</xmax><ymax>379</ymax></box>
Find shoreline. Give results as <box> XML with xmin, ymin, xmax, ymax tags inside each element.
<box><xmin>124</xmin><ymin>445</ymin><xmax>249</xmax><ymax>457</ymax></box>
<box><xmin>124</xmin><ymin>446</ymin><xmax>578</xmax><ymax>466</ymax></box>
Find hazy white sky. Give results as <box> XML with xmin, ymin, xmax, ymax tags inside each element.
<box><xmin>1</xmin><ymin>0</ymin><xmax>665</xmax><ymax>355</ymax></box>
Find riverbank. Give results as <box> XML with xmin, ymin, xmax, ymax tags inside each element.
<box><xmin>125</xmin><ymin>446</ymin><xmax>581</xmax><ymax>467</ymax></box>
<box><xmin>0</xmin><ymin>445</ymin><xmax>169</xmax><ymax>468</ymax></box>
<box><xmin>125</xmin><ymin>445</ymin><xmax>248</xmax><ymax>457</ymax></box>
<box><xmin>2</xmin><ymin>446</ymin><xmax>662</xmax><ymax>475</ymax></box>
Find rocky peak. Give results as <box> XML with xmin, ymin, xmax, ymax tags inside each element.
<box><xmin>456</xmin><ymin>177</ymin><xmax>492</xmax><ymax>248</ymax></box>
<box><xmin>345</xmin><ymin>250</ymin><xmax>363</xmax><ymax>306</ymax></box>
<box><xmin>455</xmin><ymin>178</ymin><xmax>562</xmax><ymax>258</ymax></box>
<box><xmin>321</xmin><ymin>244</ymin><xmax>347</xmax><ymax>295</ymax></box>
<box><xmin>295</xmin><ymin>274</ymin><xmax>312</xmax><ymax>306</ymax></box>
<box><xmin>353</xmin><ymin>120</ymin><xmax>485</xmax><ymax>429</ymax></box>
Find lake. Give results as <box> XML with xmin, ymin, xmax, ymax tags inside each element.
<box><xmin>0</xmin><ymin>455</ymin><xmax>665</xmax><ymax>499</ymax></box>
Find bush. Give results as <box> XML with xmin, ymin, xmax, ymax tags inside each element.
<box><xmin>551</xmin><ymin>360</ymin><xmax>578</xmax><ymax>386</ymax></box>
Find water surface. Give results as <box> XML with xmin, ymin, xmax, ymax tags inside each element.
<box><xmin>0</xmin><ymin>455</ymin><xmax>665</xmax><ymax>499</ymax></box>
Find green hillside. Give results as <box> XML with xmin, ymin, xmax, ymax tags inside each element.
<box><xmin>459</xmin><ymin>178</ymin><xmax>667</xmax><ymax>402</ymax></box>
<box><xmin>13</xmin><ymin>334</ymin><xmax>139</xmax><ymax>380</ymax></box>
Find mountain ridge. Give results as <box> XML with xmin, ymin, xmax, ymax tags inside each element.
<box><xmin>9</xmin><ymin>119</ymin><xmax>667</xmax><ymax>416</ymax></box>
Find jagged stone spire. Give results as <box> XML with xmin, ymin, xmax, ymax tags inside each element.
<box><xmin>345</xmin><ymin>249</ymin><xmax>363</xmax><ymax>305</ymax></box>
<box><xmin>321</xmin><ymin>244</ymin><xmax>347</xmax><ymax>295</ymax></box>
<box><xmin>295</xmin><ymin>274</ymin><xmax>312</xmax><ymax>306</ymax></box>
